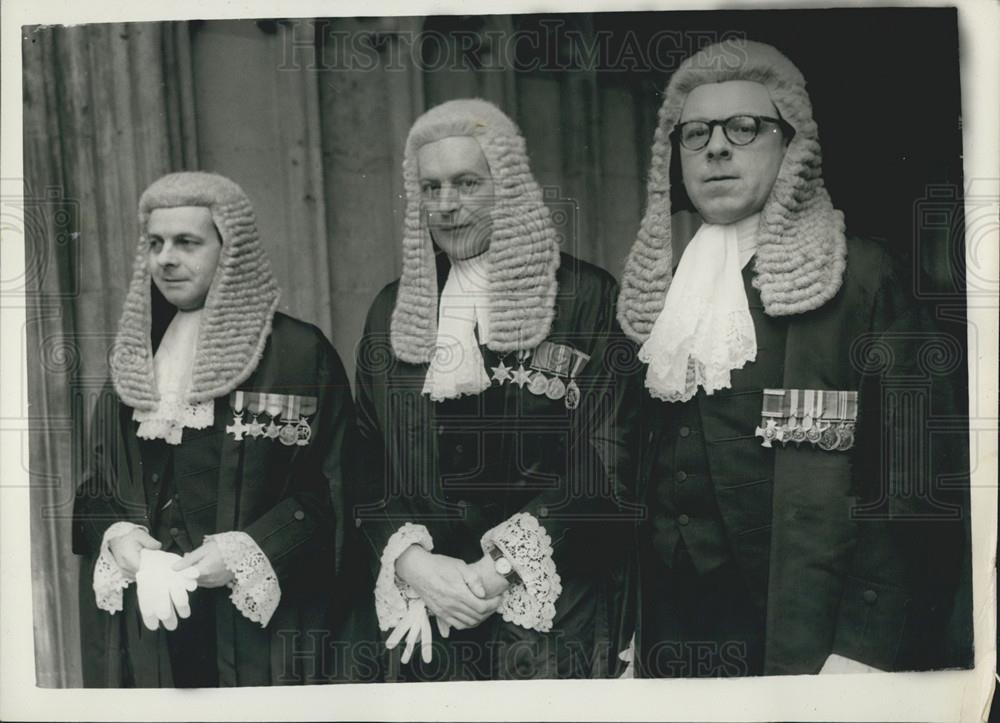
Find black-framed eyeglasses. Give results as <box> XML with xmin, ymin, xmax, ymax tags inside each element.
<box><xmin>672</xmin><ymin>115</ymin><xmax>796</xmax><ymax>151</ymax></box>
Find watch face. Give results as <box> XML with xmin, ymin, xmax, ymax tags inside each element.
<box><xmin>495</xmin><ymin>558</ymin><xmax>513</xmax><ymax>576</ymax></box>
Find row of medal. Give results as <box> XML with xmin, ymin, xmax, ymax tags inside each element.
<box><xmin>754</xmin><ymin>388</ymin><xmax>858</xmax><ymax>451</ymax></box>
<box><xmin>226</xmin><ymin>390</ymin><xmax>317</xmax><ymax>446</ymax></box>
<box><xmin>489</xmin><ymin>341</ymin><xmax>590</xmax><ymax>411</ymax></box>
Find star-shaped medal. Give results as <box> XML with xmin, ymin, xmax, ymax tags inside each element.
<box><xmin>264</xmin><ymin>420</ymin><xmax>281</xmax><ymax>439</ymax></box>
<box><xmin>510</xmin><ymin>365</ymin><xmax>532</xmax><ymax>388</ymax></box>
<box><xmin>491</xmin><ymin>359</ymin><xmax>512</xmax><ymax>384</ymax></box>
<box><xmin>246</xmin><ymin>417</ymin><xmax>264</xmax><ymax>439</ymax></box>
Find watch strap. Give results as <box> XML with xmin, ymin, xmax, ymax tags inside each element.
<box><xmin>488</xmin><ymin>544</ymin><xmax>522</xmax><ymax>586</ymax></box>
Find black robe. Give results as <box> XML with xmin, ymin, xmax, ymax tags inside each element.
<box><xmin>635</xmin><ymin>236</ymin><xmax>973</xmax><ymax>675</ymax></box>
<box><xmin>353</xmin><ymin>252</ymin><xmax>641</xmax><ymax>680</ymax></box>
<box><xmin>73</xmin><ymin>312</ymin><xmax>365</xmax><ymax>686</ymax></box>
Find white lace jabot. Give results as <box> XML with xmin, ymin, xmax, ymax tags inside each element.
<box><xmin>133</xmin><ymin>308</ymin><xmax>214</xmax><ymax>444</ymax></box>
<box><xmin>638</xmin><ymin>213</ymin><xmax>760</xmax><ymax>403</ymax></box>
<box><xmin>422</xmin><ymin>253</ymin><xmax>493</xmax><ymax>402</ymax></box>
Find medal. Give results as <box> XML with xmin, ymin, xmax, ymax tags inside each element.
<box><xmin>754</xmin><ymin>419</ymin><xmax>783</xmax><ymax>448</ymax></box>
<box><xmin>801</xmin><ymin>390</ymin><xmax>818</xmax><ymax>443</ymax></box>
<box><xmin>545</xmin><ymin>376</ymin><xmax>566</xmax><ymax>400</ymax></box>
<box><xmin>226</xmin><ymin>390</ymin><xmax>248</xmax><ymax>441</ymax></box>
<box><xmin>836</xmin><ymin>423</ymin><xmax>855</xmax><ymax>451</ymax></box>
<box><xmin>834</xmin><ymin>392</ymin><xmax>858</xmax><ymax>451</ymax></box>
<box><xmin>565</xmin><ymin>380</ymin><xmax>580</xmax><ymax>410</ymax></box>
<box><xmin>263</xmin><ymin>393</ymin><xmax>283</xmax><ymax>439</ymax></box>
<box><xmin>279</xmin><ymin>394</ymin><xmax>299</xmax><ymax>446</ymax></box>
<box><xmin>510</xmin><ymin>350</ymin><xmax>532</xmax><ymax>388</ymax></box>
<box><xmin>834</xmin><ymin>423</ymin><xmax>854</xmax><ymax>452</ymax></box>
<box><xmin>279</xmin><ymin>423</ymin><xmax>298</xmax><ymax>446</ymax></box>
<box><xmin>264</xmin><ymin>419</ymin><xmax>281</xmax><ymax>439</ymax></box>
<box><xmin>241</xmin><ymin>392</ymin><xmax>264</xmax><ymax>438</ymax></box>
<box><xmin>564</xmin><ymin>349</ymin><xmax>589</xmax><ymax>411</ymax></box>
<box><xmin>818</xmin><ymin>423</ymin><xmax>839</xmax><ymax>451</ymax></box>
<box><xmin>756</xmin><ymin>389</ymin><xmax>786</xmax><ymax>448</ymax></box>
<box><xmin>786</xmin><ymin>389</ymin><xmax>804</xmax><ymax>445</ymax></box>
<box><xmin>511</xmin><ymin>364</ymin><xmax>532</xmax><ymax>388</ymax></box>
<box><xmin>528</xmin><ymin>372</ymin><xmax>549</xmax><ymax>396</ymax></box>
<box><xmin>297</xmin><ymin>395</ymin><xmax>317</xmax><ymax>446</ymax></box>
<box><xmin>296</xmin><ymin>419</ymin><xmax>312</xmax><ymax>446</ymax></box>
<box><xmin>491</xmin><ymin>358</ymin><xmax>512</xmax><ymax>385</ymax></box>
<box><xmin>246</xmin><ymin>414</ymin><xmax>264</xmax><ymax>439</ymax></box>
<box><xmin>802</xmin><ymin>389</ymin><xmax>815</xmax><ymax>432</ymax></box>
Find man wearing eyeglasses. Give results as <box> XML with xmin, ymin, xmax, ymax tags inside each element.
<box><xmin>618</xmin><ymin>40</ymin><xmax>970</xmax><ymax>677</ymax></box>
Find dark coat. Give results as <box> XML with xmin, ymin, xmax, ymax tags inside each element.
<box><xmin>353</xmin><ymin>253</ymin><xmax>641</xmax><ymax>680</ymax></box>
<box><xmin>635</xmin><ymin>236</ymin><xmax>972</xmax><ymax>674</ymax></box>
<box><xmin>73</xmin><ymin>312</ymin><xmax>361</xmax><ymax>686</ymax></box>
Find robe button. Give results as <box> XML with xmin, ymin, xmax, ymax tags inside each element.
<box><xmin>675</xmin><ymin>470</ymin><xmax>688</xmax><ymax>482</ymax></box>
<box><xmin>293</xmin><ymin>510</ymin><xmax>305</xmax><ymax>521</ymax></box>
<box><xmin>678</xmin><ymin>514</ymin><xmax>690</xmax><ymax>526</ymax></box>
<box><xmin>539</xmin><ymin>507</ymin><xmax>548</xmax><ymax>518</ymax></box>
<box><xmin>169</xmin><ymin>527</ymin><xmax>180</xmax><ymax>537</ymax></box>
<box><xmin>678</xmin><ymin>426</ymin><xmax>691</xmax><ymax>438</ymax></box>
<box><xmin>151</xmin><ymin>473</ymin><xmax>160</xmax><ymax>483</ymax></box>
<box><xmin>863</xmin><ymin>589</ymin><xmax>878</xmax><ymax>604</ymax></box>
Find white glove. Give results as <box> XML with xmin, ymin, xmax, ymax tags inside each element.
<box><xmin>384</xmin><ymin>599</ymin><xmax>451</xmax><ymax>664</ymax></box>
<box><xmin>135</xmin><ymin>549</ymin><xmax>199</xmax><ymax>631</ymax></box>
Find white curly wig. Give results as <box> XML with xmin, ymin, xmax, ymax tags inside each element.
<box><xmin>390</xmin><ymin>99</ymin><xmax>560</xmax><ymax>364</ymax></box>
<box><xmin>618</xmin><ymin>39</ymin><xmax>846</xmax><ymax>343</ymax></box>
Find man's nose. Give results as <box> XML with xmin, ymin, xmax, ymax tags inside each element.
<box><xmin>435</xmin><ymin>184</ymin><xmax>460</xmax><ymax>213</ymax></box>
<box><xmin>705</xmin><ymin>124</ymin><xmax>733</xmax><ymax>160</ymax></box>
<box><xmin>154</xmin><ymin>241</ymin><xmax>178</xmax><ymax>266</ymax></box>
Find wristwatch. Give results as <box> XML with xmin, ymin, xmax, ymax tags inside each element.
<box><xmin>488</xmin><ymin>545</ymin><xmax>522</xmax><ymax>586</ymax></box>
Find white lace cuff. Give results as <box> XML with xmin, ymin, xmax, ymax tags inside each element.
<box><xmin>375</xmin><ymin>523</ymin><xmax>433</xmax><ymax>631</ymax></box>
<box><xmin>133</xmin><ymin>393</ymin><xmax>214</xmax><ymax>446</ymax></box>
<box><xmin>480</xmin><ymin>512</ymin><xmax>562</xmax><ymax>633</ymax></box>
<box><xmin>93</xmin><ymin>521</ymin><xmax>145</xmax><ymax>613</ymax></box>
<box><xmin>206</xmin><ymin>531</ymin><xmax>281</xmax><ymax>628</ymax></box>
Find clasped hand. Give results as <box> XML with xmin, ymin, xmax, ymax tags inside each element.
<box><xmin>388</xmin><ymin>547</ymin><xmax>508</xmax><ymax>664</ymax></box>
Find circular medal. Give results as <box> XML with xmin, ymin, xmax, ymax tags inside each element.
<box><xmin>296</xmin><ymin>419</ymin><xmax>312</xmax><ymax>446</ymax></box>
<box><xmin>565</xmin><ymin>380</ymin><xmax>580</xmax><ymax>410</ymax></box>
<box><xmin>818</xmin><ymin>424</ymin><xmax>839</xmax><ymax>451</ymax></box>
<box><xmin>835</xmin><ymin>424</ymin><xmax>854</xmax><ymax>451</ymax></box>
<box><xmin>789</xmin><ymin>424</ymin><xmax>806</xmax><ymax>444</ymax></box>
<box><xmin>805</xmin><ymin>426</ymin><xmax>822</xmax><ymax>444</ymax></box>
<box><xmin>528</xmin><ymin>372</ymin><xmax>548</xmax><ymax>396</ymax></box>
<box><xmin>279</xmin><ymin>423</ymin><xmax>298</xmax><ymax>446</ymax></box>
<box><xmin>545</xmin><ymin>376</ymin><xmax>566</xmax><ymax>400</ymax></box>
